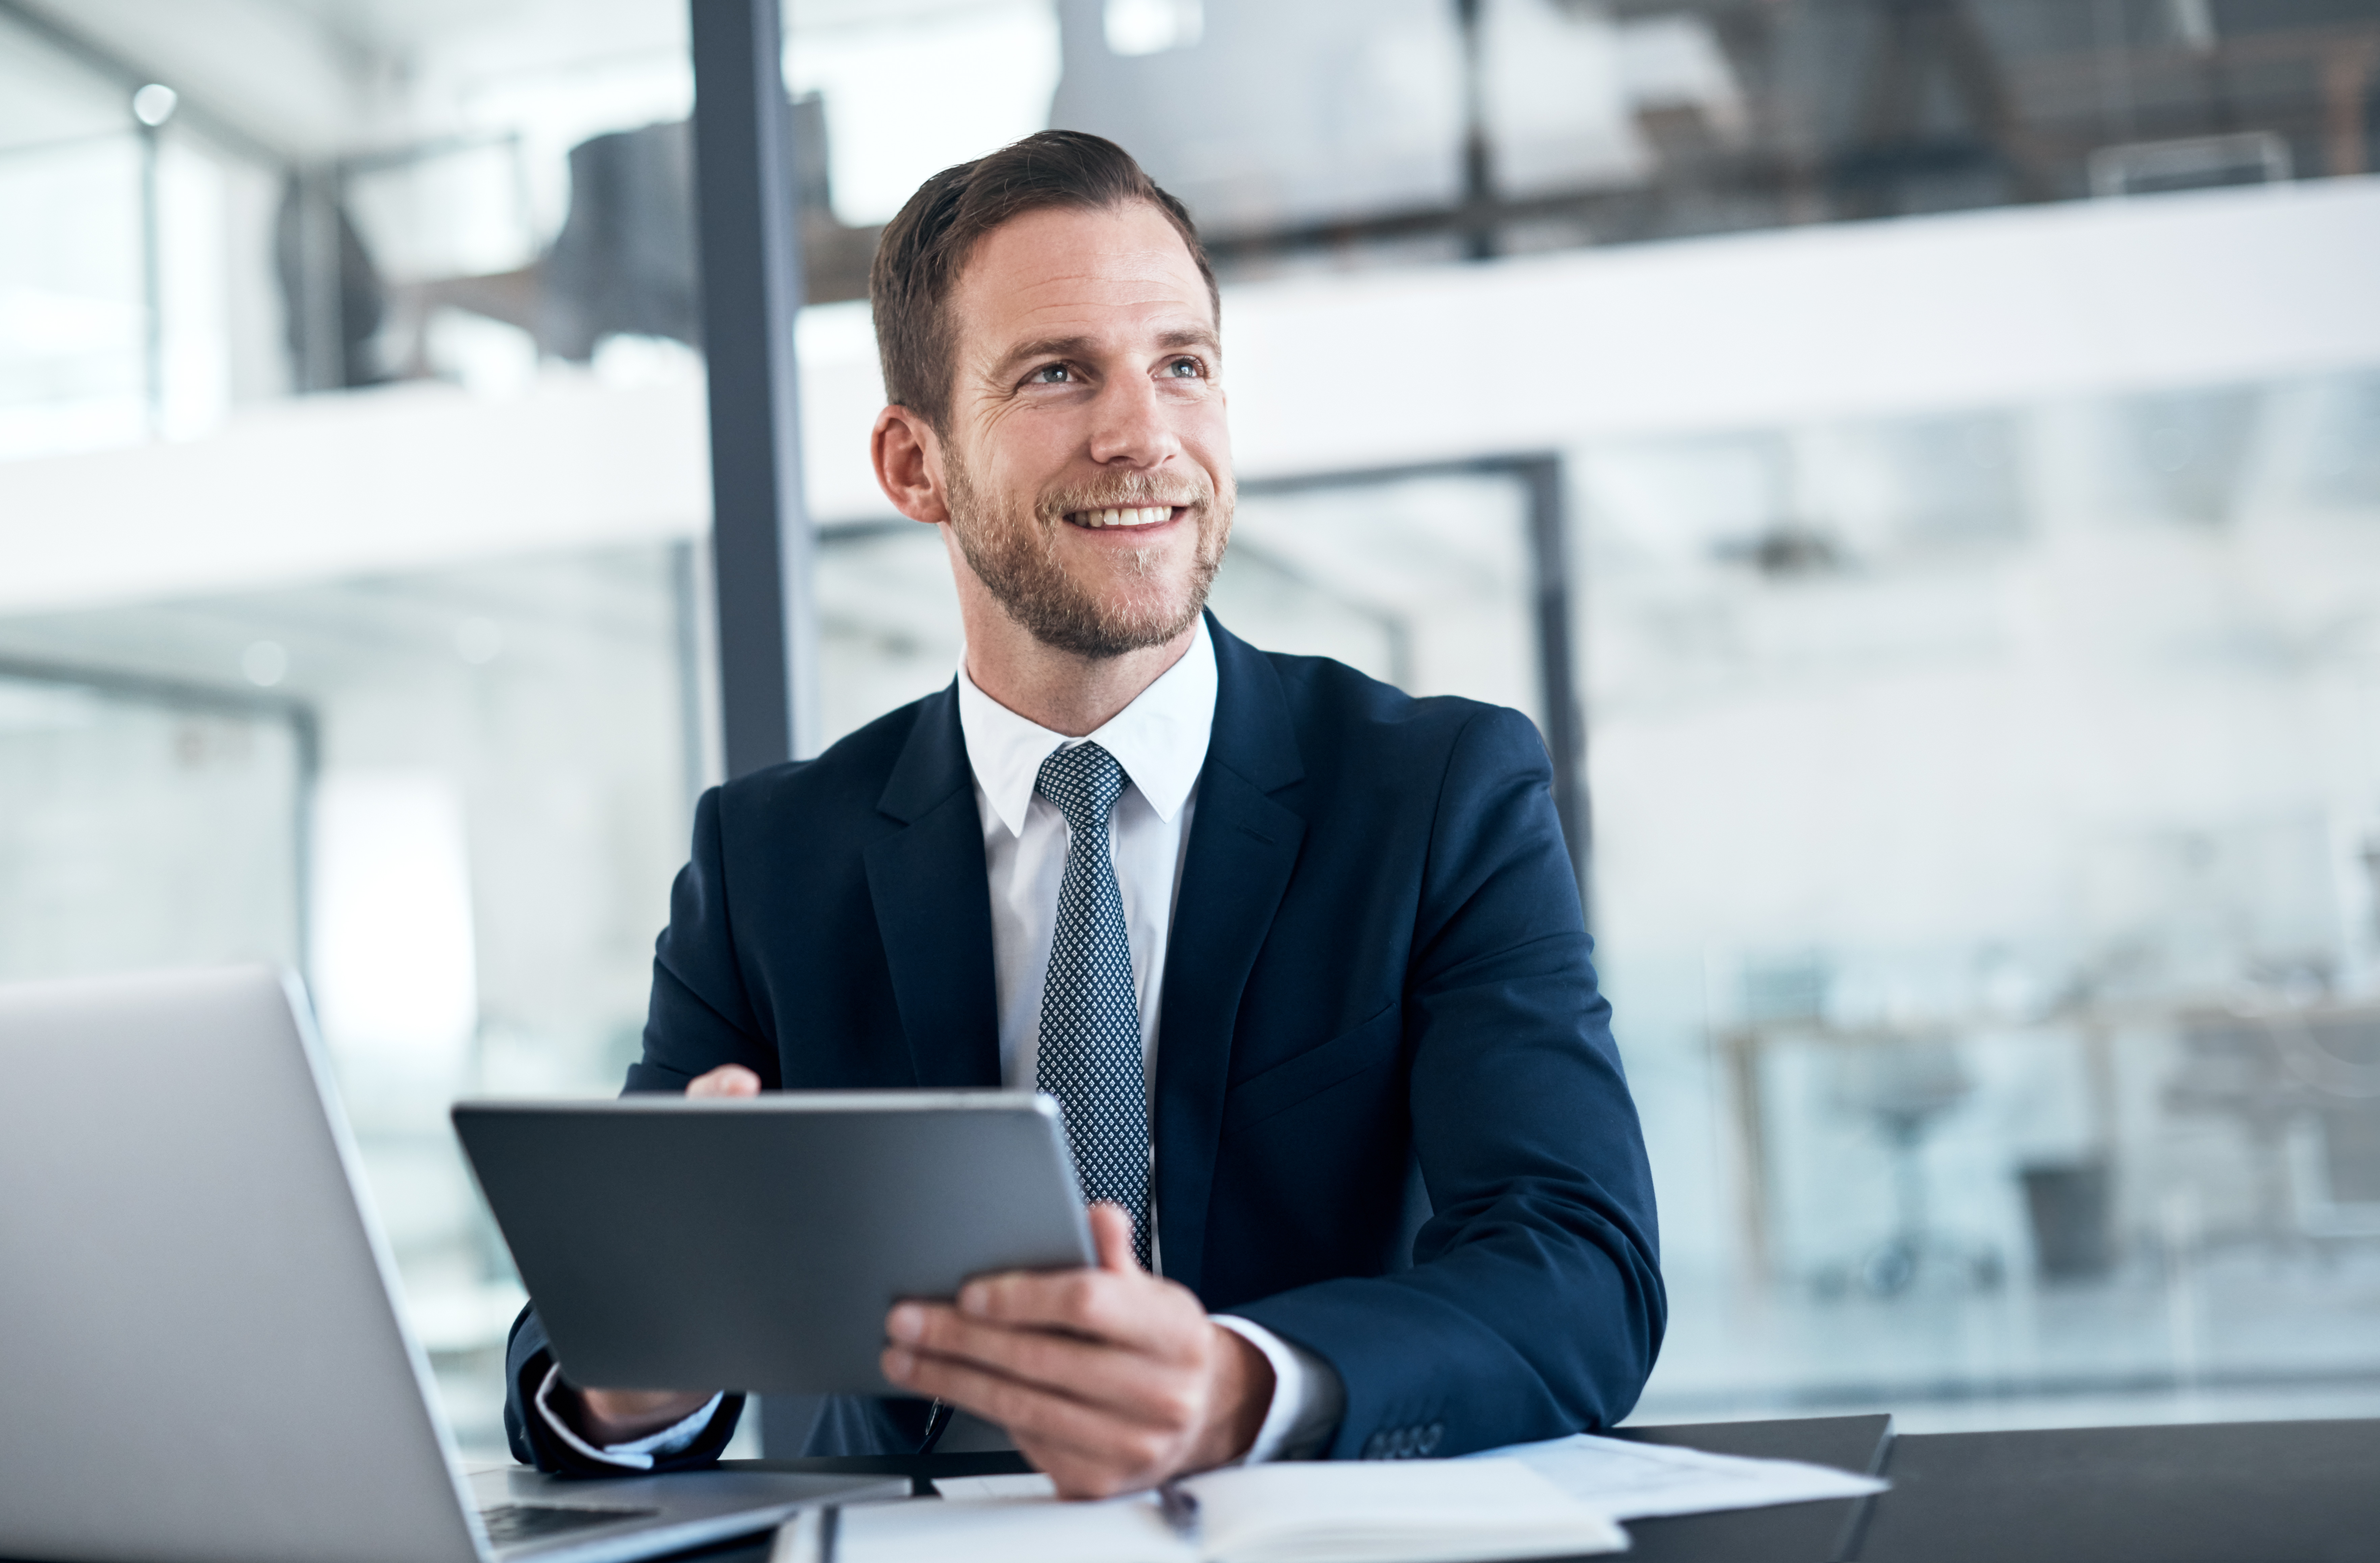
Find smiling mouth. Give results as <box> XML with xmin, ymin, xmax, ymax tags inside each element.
<box><xmin>1064</xmin><ymin>505</ymin><xmax>1180</xmax><ymax>530</ymax></box>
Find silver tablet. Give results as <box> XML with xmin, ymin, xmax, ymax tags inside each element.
<box><xmin>452</xmin><ymin>1092</ymin><xmax>1096</xmax><ymax>1398</ymax></box>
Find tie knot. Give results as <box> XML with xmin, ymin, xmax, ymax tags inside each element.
<box><xmin>1035</xmin><ymin>741</ymin><xmax>1127</xmax><ymax>834</ymax></box>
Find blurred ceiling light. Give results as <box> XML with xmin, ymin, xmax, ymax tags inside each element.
<box><xmin>241</xmin><ymin>640</ymin><xmax>289</xmax><ymax>687</ymax></box>
<box><xmin>1105</xmin><ymin>0</ymin><xmax>1201</xmax><ymax>57</ymax></box>
<box><xmin>130</xmin><ymin>83</ymin><xmax>178</xmax><ymax>127</ymax></box>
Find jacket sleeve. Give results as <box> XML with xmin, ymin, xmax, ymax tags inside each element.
<box><xmin>628</xmin><ymin>784</ymin><xmax>782</xmax><ymax>1092</ymax></box>
<box><xmin>500</xmin><ymin>1304</ymin><xmax>748</xmax><ymax>1474</ymax></box>
<box><xmin>1225</xmin><ymin>705</ymin><xmax>1665</xmax><ymax>1459</ymax></box>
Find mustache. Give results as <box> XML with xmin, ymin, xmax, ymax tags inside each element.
<box><xmin>1038</xmin><ymin>478</ymin><xmax>1215</xmax><ymax>518</ymax></box>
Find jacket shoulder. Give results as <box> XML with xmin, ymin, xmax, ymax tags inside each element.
<box><xmin>1258</xmin><ymin>647</ymin><xmax>1541</xmax><ymax>768</ymax></box>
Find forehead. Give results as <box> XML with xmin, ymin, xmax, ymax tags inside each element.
<box><xmin>947</xmin><ymin>202</ymin><xmax>1216</xmax><ymax>363</ymax></box>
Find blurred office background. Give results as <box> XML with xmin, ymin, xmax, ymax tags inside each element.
<box><xmin>3</xmin><ymin>0</ymin><xmax>2379</xmax><ymax>1457</ymax></box>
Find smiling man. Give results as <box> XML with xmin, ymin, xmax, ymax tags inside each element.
<box><xmin>502</xmin><ymin>131</ymin><xmax>1663</xmax><ymax>1497</ymax></box>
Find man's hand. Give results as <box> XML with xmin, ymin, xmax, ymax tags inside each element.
<box><xmin>570</xmin><ymin>1062</ymin><xmax>760</xmax><ymax>1442</ymax></box>
<box><xmin>881</xmin><ymin>1203</ymin><xmax>1276</xmax><ymax>1498</ymax></box>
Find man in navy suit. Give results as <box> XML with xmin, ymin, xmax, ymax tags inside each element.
<box><xmin>505</xmin><ymin>131</ymin><xmax>1661</xmax><ymax>1497</ymax></box>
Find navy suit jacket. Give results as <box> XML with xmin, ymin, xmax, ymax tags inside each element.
<box><xmin>504</xmin><ymin>614</ymin><xmax>1662</xmax><ymax>1470</ymax></box>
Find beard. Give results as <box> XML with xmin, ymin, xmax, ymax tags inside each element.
<box><xmin>943</xmin><ymin>454</ymin><xmax>1232</xmax><ymax>659</ymax></box>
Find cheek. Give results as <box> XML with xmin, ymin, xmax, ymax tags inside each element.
<box><xmin>1178</xmin><ymin>401</ymin><xmax>1231</xmax><ymax>465</ymax></box>
<box><xmin>988</xmin><ymin>421</ymin><xmax>1088</xmax><ymax>501</ymax></box>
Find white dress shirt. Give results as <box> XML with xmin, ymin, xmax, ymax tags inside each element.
<box><xmin>555</xmin><ymin>616</ymin><xmax>1343</xmax><ymax>1467</ymax></box>
<box><xmin>955</xmin><ymin>616</ymin><xmax>1341</xmax><ymax>1464</ymax></box>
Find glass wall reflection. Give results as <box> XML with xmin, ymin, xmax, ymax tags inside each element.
<box><xmin>0</xmin><ymin>542</ymin><xmax>707</xmax><ymax>1453</ymax></box>
<box><xmin>1585</xmin><ymin>368</ymin><xmax>2380</xmax><ymax>1426</ymax></box>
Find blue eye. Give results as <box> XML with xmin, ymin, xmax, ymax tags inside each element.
<box><xmin>1030</xmin><ymin>364</ymin><xmax>1072</xmax><ymax>384</ymax></box>
<box><xmin>1167</xmin><ymin>358</ymin><xmax>1202</xmax><ymax>378</ymax></box>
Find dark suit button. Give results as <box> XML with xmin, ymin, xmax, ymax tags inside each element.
<box><xmin>1419</xmin><ymin>1423</ymin><xmax>1444</xmax><ymax>1455</ymax></box>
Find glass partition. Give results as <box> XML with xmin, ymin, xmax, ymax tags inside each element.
<box><xmin>0</xmin><ymin>0</ymin><xmax>722</xmax><ymax>1457</ymax></box>
<box><xmin>0</xmin><ymin>663</ymin><xmax>308</xmax><ymax>983</ymax></box>
<box><xmin>0</xmin><ymin>540</ymin><xmax>709</xmax><ymax>1453</ymax></box>
<box><xmin>1587</xmin><ymin>366</ymin><xmax>2380</xmax><ymax>1428</ymax></box>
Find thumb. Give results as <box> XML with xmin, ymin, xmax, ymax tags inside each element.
<box><xmin>686</xmin><ymin>1064</ymin><xmax>762</xmax><ymax>1098</ymax></box>
<box><xmin>1087</xmin><ymin>1202</ymin><xmax>1142</xmax><ymax>1274</ymax></box>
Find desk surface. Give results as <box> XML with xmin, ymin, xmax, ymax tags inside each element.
<box><xmin>1618</xmin><ymin>1414</ymin><xmax>1892</xmax><ymax>1563</ymax></box>
<box><xmin>688</xmin><ymin>1414</ymin><xmax>2380</xmax><ymax>1563</ymax></box>
<box><xmin>1862</xmin><ymin>1417</ymin><xmax>2380</xmax><ymax>1563</ymax></box>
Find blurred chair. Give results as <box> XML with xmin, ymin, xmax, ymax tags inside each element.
<box><xmin>2170</xmin><ymin>1005</ymin><xmax>2380</xmax><ymax>1245</ymax></box>
<box><xmin>1826</xmin><ymin>1034</ymin><xmax>1999</xmax><ymax>1296</ymax></box>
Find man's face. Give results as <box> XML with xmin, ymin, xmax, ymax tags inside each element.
<box><xmin>935</xmin><ymin>201</ymin><xmax>1232</xmax><ymax>659</ymax></box>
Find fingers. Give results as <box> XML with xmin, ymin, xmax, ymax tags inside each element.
<box><xmin>1088</xmin><ymin>1201</ymin><xmax>1140</xmax><ymax>1274</ymax></box>
<box><xmin>881</xmin><ymin>1343</ymin><xmax>1188</xmax><ymax>1497</ymax></box>
<box><xmin>885</xmin><ymin>1302</ymin><xmax>1202</xmax><ymax>1427</ymax></box>
<box><xmin>953</xmin><ymin>1264</ymin><xmax>1193</xmax><ymax>1355</ymax></box>
<box><xmin>686</xmin><ymin>1064</ymin><xmax>761</xmax><ymax>1098</ymax></box>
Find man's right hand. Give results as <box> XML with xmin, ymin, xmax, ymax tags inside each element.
<box><xmin>569</xmin><ymin>1061</ymin><xmax>761</xmax><ymax>1442</ymax></box>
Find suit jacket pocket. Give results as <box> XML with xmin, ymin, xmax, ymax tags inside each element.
<box><xmin>1221</xmin><ymin>1002</ymin><xmax>1402</xmax><ymax>1137</ymax></box>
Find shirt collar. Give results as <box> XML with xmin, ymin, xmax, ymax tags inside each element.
<box><xmin>955</xmin><ymin>615</ymin><xmax>1217</xmax><ymax>839</ymax></box>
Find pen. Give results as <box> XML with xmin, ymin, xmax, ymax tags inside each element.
<box><xmin>1157</xmin><ymin>1480</ymin><xmax>1201</xmax><ymax>1541</ymax></box>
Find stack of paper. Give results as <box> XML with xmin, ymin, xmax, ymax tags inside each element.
<box><xmin>1463</xmin><ymin>1431</ymin><xmax>1888</xmax><ymax>1519</ymax></box>
<box><xmin>778</xmin><ymin>1459</ymin><xmax>1626</xmax><ymax>1563</ymax></box>
<box><xmin>778</xmin><ymin>1426</ymin><xmax>1889</xmax><ymax>1563</ymax></box>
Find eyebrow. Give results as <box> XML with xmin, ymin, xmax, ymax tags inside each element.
<box><xmin>991</xmin><ymin>326</ymin><xmax>1221</xmax><ymax>378</ymax></box>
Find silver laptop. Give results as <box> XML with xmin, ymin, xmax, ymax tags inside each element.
<box><xmin>0</xmin><ymin>966</ymin><xmax>902</xmax><ymax>1563</ymax></box>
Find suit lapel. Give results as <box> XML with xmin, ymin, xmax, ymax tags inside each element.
<box><xmin>862</xmin><ymin>683</ymin><xmax>1002</xmax><ymax>1089</ymax></box>
<box><xmin>1154</xmin><ymin>617</ymin><xmax>1306</xmax><ymax>1297</ymax></box>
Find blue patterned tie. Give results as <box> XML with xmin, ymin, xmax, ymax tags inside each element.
<box><xmin>1033</xmin><ymin>741</ymin><xmax>1152</xmax><ymax>1270</ymax></box>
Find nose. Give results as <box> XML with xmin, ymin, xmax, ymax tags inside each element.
<box><xmin>1084</xmin><ymin>371</ymin><xmax>1181</xmax><ymax>470</ymax></box>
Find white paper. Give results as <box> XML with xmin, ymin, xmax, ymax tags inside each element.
<box><xmin>932</xmin><ymin>1472</ymin><xmax>1061</xmax><ymax>1501</ymax></box>
<box><xmin>821</xmin><ymin>1458</ymin><xmax>1624</xmax><ymax>1563</ymax></box>
<box><xmin>1463</xmin><ymin>1432</ymin><xmax>1887</xmax><ymax>1520</ymax></box>
<box><xmin>1185</xmin><ymin>1459</ymin><xmax>1627</xmax><ymax>1562</ymax></box>
<box><xmin>781</xmin><ymin>1491</ymin><xmax>1185</xmax><ymax>1563</ymax></box>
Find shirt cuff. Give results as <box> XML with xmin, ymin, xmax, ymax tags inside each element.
<box><xmin>533</xmin><ymin>1363</ymin><xmax>725</xmax><ymax>1471</ymax></box>
<box><xmin>1212</xmin><ymin>1315</ymin><xmax>1346</xmax><ymax>1463</ymax></box>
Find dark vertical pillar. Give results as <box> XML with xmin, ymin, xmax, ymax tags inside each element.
<box><xmin>289</xmin><ymin>169</ymin><xmax>345</xmax><ymax>393</ymax></box>
<box><xmin>690</xmin><ymin>0</ymin><xmax>818</xmax><ymax>777</ymax></box>
<box><xmin>1454</xmin><ymin>0</ymin><xmax>1499</xmax><ymax>261</ymax></box>
<box><xmin>1521</xmin><ymin>456</ymin><xmax>1589</xmax><ymax>913</ymax></box>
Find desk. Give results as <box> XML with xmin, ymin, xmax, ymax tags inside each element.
<box><xmin>1618</xmin><ymin>1414</ymin><xmax>1891</xmax><ymax>1563</ymax></box>
<box><xmin>1860</xmin><ymin>1418</ymin><xmax>2380</xmax><ymax>1563</ymax></box>
<box><xmin>682</xmin><ymin>1416</ymin><xmax>2380</xmax><ymax>1563</ymax></box>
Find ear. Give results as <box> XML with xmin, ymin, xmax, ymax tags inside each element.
<box><xmin>872</xmin><ymin>405</ymin><xmax>951</xmax><ymax>526</ymax></box>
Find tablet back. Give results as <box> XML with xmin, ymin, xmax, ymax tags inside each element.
<box><xmin>452</xmin><ymin>1093</ymin><xmax>1094</xmax><ymax>1397</ymax></box>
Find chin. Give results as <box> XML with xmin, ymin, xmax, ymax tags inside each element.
<box><xmin>1021</xmin><ymin>583</ymin><xmax>1206</xmax><ymax>660</ymax></box>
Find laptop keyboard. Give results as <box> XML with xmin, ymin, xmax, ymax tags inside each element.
<box><xmin>479</xmin><ymin>1503</ymin><xmax>659</xmax><ymax>1547</ymax></box>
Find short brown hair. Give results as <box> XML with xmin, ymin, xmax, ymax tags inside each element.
<box><xmin>868</xmin><ymin>131</ymin><xmax>1218</xmax><ymax>431</ymax></box>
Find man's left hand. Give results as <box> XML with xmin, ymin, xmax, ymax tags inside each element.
<box><xmin>881</xmin><ymin>1203</ymin><xmax>1274</xmax><ymax>1498</ymax></box>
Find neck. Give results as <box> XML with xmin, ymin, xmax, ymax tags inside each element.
<box><xmin>954</xmin><ymin>575</ymin><xmax>1196</xmax><ymax>740</ymax></box>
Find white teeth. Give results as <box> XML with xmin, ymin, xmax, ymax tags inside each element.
<box><xmin>1073</xmin><ymin>505</ymin><xmax>1172</xmax><ymax>529</ymax></box>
